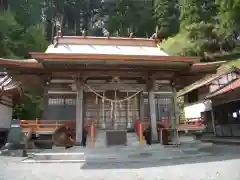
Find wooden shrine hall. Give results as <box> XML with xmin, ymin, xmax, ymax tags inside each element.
<box><xmin>0</xmin><ymin>36</ymin><xmax>223</xmax><ymax>146</ymax></box>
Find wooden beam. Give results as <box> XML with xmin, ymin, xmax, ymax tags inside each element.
<box><xmin>31</xmin><ymin>52</ymin><xmax>199</xmax><ymax>63</ymax></box>
<box><xmin>50</xmin><ymin>70</ymin><xmax>175</xmax><ymax>79</ymax></box>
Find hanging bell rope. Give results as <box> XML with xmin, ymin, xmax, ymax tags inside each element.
<box><xmin>127</xmin><ymin>92</ymin><xmax>129</xmax><ymax>126</ymax></box>
<box><xmin>110</xmin><ymin>101</ymin><xmax>113</xmax><ymax>119</ymax></box>
<box><xmin>95</xmin><ymin>95</ymin><xmax>98</xmax><ymax>104</ymax></box>
<box><xmin>102</xmin><ymin>92</ymin><xmax>105</xmax><ymax>117</ymax></box>
<box><xmin>82</xmin><ymin>82</ymin><xmax>143</xmax><ymax>103</ymax></box>
<box><xmin>114</xmin><ymin>90</ymin><xmax>117</xmax><ymax>121</ymax></box>
<box><xmin>102</xmin><ymin>92</ymin><xmax>105</xmax><ymax>128</ymax></box>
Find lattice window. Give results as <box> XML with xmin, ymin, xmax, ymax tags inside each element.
<box><xmin>48</xmin><ymin>98</ymin><xmax>64</xmax><ymax>105</ymax></box>
<box><xmin>65</xmin><ymin>98</ymin><xmax>76</xmax><ymax>105</ymax></box>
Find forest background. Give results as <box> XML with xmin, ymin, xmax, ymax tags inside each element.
<box><xmin>0</xmin><ymin>0</ymin><xmax>239</xmax><ymax>119</ymax></box>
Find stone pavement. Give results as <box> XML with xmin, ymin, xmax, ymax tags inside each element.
<box><xmin>2</xmin><ymin>145</ymin><xmax>240</xmax><ymax>180</ymax></box>
<box><xmin>22</xmin><ymin>133</ymin><xmax>213</xmax><ymax>163</ymax></box>
<box><xmin>3</xmin><ymin>133</ymin><xmax>240</xmax><ymax>179</ymax></box>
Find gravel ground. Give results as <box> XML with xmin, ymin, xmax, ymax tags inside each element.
<box><xmin>1</xmin><ymin>145</ymin><xmax>240</xmax><ymax>180</ymax></box>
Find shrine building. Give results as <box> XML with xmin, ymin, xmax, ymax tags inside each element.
<box><xmin>0</xmin><ymin>36</ymin><xmax>223</xmax><ymax>145</ymax></box>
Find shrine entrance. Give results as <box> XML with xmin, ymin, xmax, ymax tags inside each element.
<box><xmin>83</xmin><ymin>79</ymin><xmax>141</xmax><ymax>131</ymax></box>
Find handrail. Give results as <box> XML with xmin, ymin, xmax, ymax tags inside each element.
<box><xmin>20</xmin><ymin>120</ymin><xmax>75</xmax><ymax>123</ymax></box>
<box><xmin>21</xmin><ymin>124</ymin><xmax>66</xmax><ymax>127</ymax></box>
<box><xmin>20</xmin><ymin>119</ymin><xmax>75</xmax><ymax>132</ymax></box>
<box><xmin>184</xmin><ymin>117</ymin><xmax>204</xmax><ymax>127</ymax></box>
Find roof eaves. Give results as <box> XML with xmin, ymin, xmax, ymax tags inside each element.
<box><xmin>205</xmin><ymin>78</ymin><xmax>240</xmax><ymax>99</ymax></box>
<box><xmin>0</xmin><ymin>58</ymin><xmax>42</xmax><ymax>69</ymax></box>
<box><xmin>177</xmin><ymin>66</ymin><xmax>237</xmax><ymax>97</ymax></box>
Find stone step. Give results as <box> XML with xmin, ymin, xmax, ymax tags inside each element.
<box><xmin>22</xmin><ymin>133</ymin><xmax>213</xmax><ymax>163</ymax></box>
<box><xmin>31</xmin><ymin>152</ymin><xmax>85</xmax><ymax>160</ymax></box>
<box><xmin>22</xmin><ymin>148</ymin><xmax>212</xmax><ymax>163</ymax></box>
<box><xmin>88</xmin><ymin>132</ymin><xmax>140</xmax><ymax>148</ymax></box>
<box><xmin>0</xmin><ymin>149</ymin><xmax>27</xmax><ymax>157</ymax></box>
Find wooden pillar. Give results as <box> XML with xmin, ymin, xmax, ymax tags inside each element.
<box><xmin>172</xmin><ymin>86</ymin><xmax>178</xmax><ymax>129</ymax></box>
<box><xmin>211</xmin><ymin>108</ymin><xmax>216</xmax><ymax>136</ymax></box>
<box><xmin>75</xmin><ymin>81</ymin><xmax>83</xmax><ymax>145</ymax></box>
<box><xmin>41</xmin><ymin>85</ymin><xmax>49</xmax><ymax>119</ymax></box>
<box><xmin>139</xmin><ymin>94</ymin><xmax>144</xmax><ymax>121</ymax></box>
<box><xmin>148</xmin><ymin>78</ymin><xmax>158</xmax><ymax>142</ymax></box>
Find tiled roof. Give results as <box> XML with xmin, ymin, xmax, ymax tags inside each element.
<box><xmin>207</xmin><ymin>78</ymin><xmax>240</xmax><ymax>98</ymax></box>
<box><xmin>177</xmin><ymin>66</ymin><xmax>234</xmax><ymax>97</ymax></box>
<box><xmin>45</xmin><ymin>44</ymin><xmax>169</xmax><ymax>56</ymax></box>
<box><xmin>0</xmin><ymin>73</ymin><xmax>21</xmax><ymax>92</ymax></box>
<box><xmin>0</xmin><ymin>58</ymin><xmax>42</xmax><ymax>69</ymax></box>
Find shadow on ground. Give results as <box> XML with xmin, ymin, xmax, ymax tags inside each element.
<box><xmin>81</xmin><ymin>145</ymin><xmax>240</xmax><ymax>170</ymax></box>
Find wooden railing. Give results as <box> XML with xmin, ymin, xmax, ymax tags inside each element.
<box><xmin>20</xmin><ymin>119</ymin><xmax>96</xmax><ymax>148</ymax></box>
<box><xmin>184</xmin><ymin>117</ymin><xmax>204</xmax><ymax>127</ymax></box>
<box><xmin>20</xmin><ymin>119</ymin><xmax>75</xmax><ymax>132</ymax></box>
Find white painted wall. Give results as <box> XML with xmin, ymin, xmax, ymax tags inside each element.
<box><xmin>0</xmin><ymin>103</ymin><xmax>12</xmax><ymax>129</ymax></box>
<box><xmin>184</xmin><ymin>100</ymin><xmax>212</xmax><ymax>118</ymax></box>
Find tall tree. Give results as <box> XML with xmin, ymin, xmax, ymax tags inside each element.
<box><xmin>180</xmin><ymin>0</ymin><xmax>217</xmax><ymax>29</ymax></box>
<box><xmin>0</xmin><ymin>10</ymin><xmax>22</xmax><ymax>58</ymax></box>
<box><xmin>9</xmin><ymin>0</ymin><xmax>44</xmax><ymax>28</ymax></box>
<box><xmin>102</xmin><ymin>0</ymin><xmax>155</xmax><ymax>37</ymax></box>
<box><xmin>154</xmin><ymin>0</ymin><xmax>180</xmax><ymax>38</ymax></box>
<box><xmin>217</xmin><ymin>0</ymin><xmax>240</xmax><ymax>39</ymax></box>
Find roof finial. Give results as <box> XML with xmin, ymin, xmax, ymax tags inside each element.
<box><xmin>150</xmin><ymin>33</ymin><xmax>156</xmax><ymax>39</ymax></box>
<box><xmin>82</xmin><ymin>30</ymin><xmax>86</xmax><ymax>37</ymax></box>
<box><xmin>129</xmin><ymin>32</ymin><xmax>134</xmax><ymax>38</ymax></box>
<box><xmin>104</xmin><ymin>31</ymin><xmax>110</xmax><ymax>38</ymax></box>
<box><xmin>57</xmin><ymin>30</ymin><xmax>62</xmax><ymax>37</ymax></box>
<box><xmin>151</xmin><ymin>25</ymin><xmax>159</xmax><ymax>39</ymax></box>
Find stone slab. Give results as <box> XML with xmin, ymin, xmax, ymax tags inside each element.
<box><xmin>22</xmin><ymin>151</ymin><xmax>212</xmax><ymax>163</ymax></box>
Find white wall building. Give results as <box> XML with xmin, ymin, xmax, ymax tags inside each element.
<box><xmin>0</xmin><ymin>73</ymin><xmax>21</xmax><ymax>146</ymax></box>
<box><xmin>178</xmin><ymin>66</ymin><xmax>239</xmax><ymax>133</ymax></box>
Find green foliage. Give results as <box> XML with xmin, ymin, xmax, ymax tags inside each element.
<box><xmin>0</xmin><ymin>10</ymin><xmax>23</xmax><ymax>58</ymax></box>
<box><xmin>0</xmin><ymin>2</ymin><xmax>47</xmax><ymax>118</ymax></box>
<box><xmin>161</xmin><ymin>0</ymin><xmax>239</xmax><ymax>59</ymax></box>
<box><xmin>1</xmin><ymin>0</ymin><xmax>240</xmax><ymax>119</ymax></box>
<box><xmin>13</xmin><ymin>92</ymin><xmax>42</xmax><ymax>120</ymax></box>
<box><xmin>154</xmin><ymin>0</ymin><xmax>180</xmax><ymax>38</ymax></box>
<box><xmin>160</xmin><ymin>33</ymin><xmax>197</xmax><ymax>56</ymax></box>
<box><xmin>161</xmin><ymin>22</ymin><xmax>237</xmax><ymax>58</ymax></box>
<box><xmin>216</xmin><ymin>0</ymin><xmax>240</xmax><ymax>36</ymax></box>
<box><xmin>21</xmin><ymin>24</ymin><xmax>48</xmax><ymax>58</ymax></box>
<box><xmin>180</xmin><ymin>0</ymin><xmax>217</xmax><ymax>28</ymax></box>
<box><xmin>9</xmin><ymin>0</ymin><xmax>44</xmax><ymax>28</ymax></box>
<box><xmin>0</xmin><ymin>10</ymin><xmax>47</xmax><ymax>58</ymax></box>
<box><xmin>185</xmin><ymin>22</ymin><xmax>221</xmax><ymax>56</ymax></box>
<box><xmin>99</xmin><ymin>0</ymin><xmax>155</xmax><ymax>37</ymax></box>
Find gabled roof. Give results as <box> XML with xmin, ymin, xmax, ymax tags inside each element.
<box><xmin>0</xmin><ymin>58</ymin><xmax>42</xmax><ymax>69</ymax></box>
<box><xmin>45</xmin><ymin>36</ymin><xmax>167</xmax><ymax>56</ymax></box>
<box><xmin>45</xmin><ymin>44</ymin><xmax>169</xmax><ymax>56</ymax></box>
<box><xmin>177</xmin><ymin>65</ymin><xmax>238</xmax><ymax>97</ymax></box>
<box><xmin>0</xmin><ymin>36</ymin><xmax>223</xmax><ymax>78</ymax></box>
<box><xmin>31</xmin><ymin>36</ymin><xmax>200</xmax><ymax>63</ymax></box>
<box><xmin>54</xmin><ymin>36</ymin><xmax>159</xmax><ymax>46</ymax></box>
<box><xmin>206</xmin><ymin>78</ymin><xmax>240</xmax><ymax>98</ymax></box>
<box><xmin>0</xmin><ymin>72</ymin><xmax>22</xmax><ymax>95</ymax></box>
